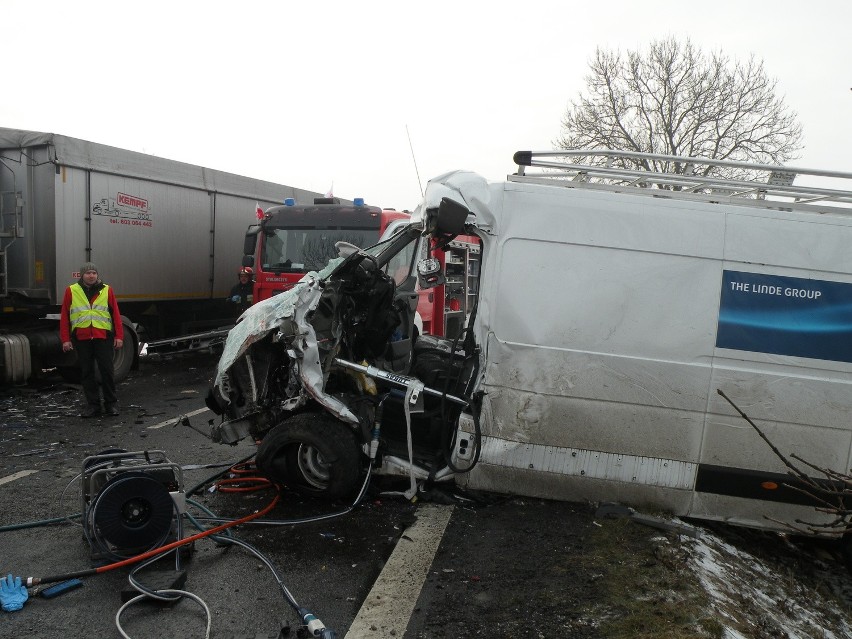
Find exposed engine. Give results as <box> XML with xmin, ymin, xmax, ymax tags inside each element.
<box><xmin>206</xmin><ymin>224</ymin><xmax>478</xmax><ymax>500</ymax></box>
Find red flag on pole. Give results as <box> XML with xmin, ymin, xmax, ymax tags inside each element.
<box><xmin>255</xmin><ymin>202</ymin><xmax>264</xmax><ymax>220</ymax></box>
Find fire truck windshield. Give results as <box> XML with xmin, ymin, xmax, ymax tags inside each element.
<box><xmin>262</xmin><ymin>228</ymin><xmax>376</xmax><ymax>272</ymax></box>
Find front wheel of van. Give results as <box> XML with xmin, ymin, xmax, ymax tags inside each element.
<box><xmin>255</xmin><ymin>413</ymin><xmax>364</xmax><ymax>501</ymax></box>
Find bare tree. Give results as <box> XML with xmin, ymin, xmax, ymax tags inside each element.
<box><xmin>718</xmin><ymin>389</ymin><xmax>852</xmax><ymax>538</ymax></box>
<box><xmin>557</xmin><ymin>38</ymin><xmax>803</xmax><ymax>182</ymax></box>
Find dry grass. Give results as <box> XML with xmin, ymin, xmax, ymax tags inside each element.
<box><xmin>579</xmin><ymin>517</ymin><xmax>723</xmax><ymax>639</ymax></box>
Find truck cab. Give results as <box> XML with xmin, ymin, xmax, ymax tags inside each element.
<box><xmin>244</xmin><ymin>198</ymin><xmax>409</xmax><ymax>304</ymax></box>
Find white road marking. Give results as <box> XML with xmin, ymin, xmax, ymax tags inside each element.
<box><xmin>146</xmin><ymin>406</ymin><xmax>212</xmax><ymax>430</ymax></box>
<box><xmin>345</xmin><ymin>503</ymin><xmax>454</xmax><ymax>639</ymax></box>
<box><xmin>0</xmin><ymin>469</ymin><xmax>39</xmax><ymax>486</ymax></box>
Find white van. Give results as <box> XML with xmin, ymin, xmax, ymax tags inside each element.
<box><xmin>450</xmin><ymin>150</ymin><xmax>852</xmax><ymax>535</ymax></box>
<box><xmin>209</xmin><ymin>150</ymin><xmax>852</xmax><ymax>538</ymax></box>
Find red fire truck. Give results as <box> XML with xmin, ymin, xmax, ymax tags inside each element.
<box><xmin>243</xmin><ymin>197</ymin><xmax>409</xmax><ymax>302</ymax></box>
<box><xmin>242</xmin><ymin>197</ymin><xmax>480</xmax><ymax>339</ymax></box>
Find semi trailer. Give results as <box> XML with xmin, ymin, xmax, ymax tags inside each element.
<box><xmin>0</xmin><ymin>127</ymin><xmax>324</xmax><ymax>384</ymax></box>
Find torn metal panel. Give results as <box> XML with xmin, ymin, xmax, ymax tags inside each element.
<box><xmin>213</xmin><ymin>257</ymin><xmax>359</xmax><ymax>427</ymax></box>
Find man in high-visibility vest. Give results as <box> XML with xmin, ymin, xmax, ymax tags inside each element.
<box><xmin>60</xmin><ymin>262</ymin><xmax>124</xmax><ymax>418</ymax></box>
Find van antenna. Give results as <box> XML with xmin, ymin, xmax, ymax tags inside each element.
<box><xmin>406</xmin><ymin>124</ymin><xmax>424</xmax><ymax>198</ymax></box>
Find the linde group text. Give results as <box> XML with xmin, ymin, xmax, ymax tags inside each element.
<box><xmin>729</xmin><ymin>282</ymin><xmax>821</xmax><ymax>299</ymax></box>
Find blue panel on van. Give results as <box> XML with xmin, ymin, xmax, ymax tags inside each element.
<box><xmin>716</xmin><ymin>270</ymin><xmax>852</xmax><ymax>363</ymax></box>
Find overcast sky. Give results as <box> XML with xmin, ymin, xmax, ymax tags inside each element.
<box><xmin>3</xmin><ymin>0</ymin><xmax>850</xmax><ymax>210</ymax></box>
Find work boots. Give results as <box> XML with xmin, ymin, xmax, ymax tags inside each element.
<box><xmin>80</xmin><ymin>405</ymin><xmax>101</xmax><ymax>418</ymax></box>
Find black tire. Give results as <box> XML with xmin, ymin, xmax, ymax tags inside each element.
<box><xmin>112</xmin><ymin>333</ymin><xmax>135</xmax><ymax>383</ymax></box>
<box><xmin>255</xmin><ymin>412</ymin><xmax>364</xmax><ymax>500</ymax></box>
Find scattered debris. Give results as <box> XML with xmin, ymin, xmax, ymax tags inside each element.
<box><xmin>595</xmin><ymin>501</ymin><xmax>702</xmax><ymax>538</ymax></box>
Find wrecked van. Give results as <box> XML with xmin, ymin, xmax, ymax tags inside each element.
<box><xmin>207</xmin><ymin>150</ymin><xmax>852</xmax><ymax>537</ymax></box>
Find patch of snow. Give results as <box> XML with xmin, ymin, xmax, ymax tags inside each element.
<box><xmin>685</xmin><ymin>527</ymin><xmax>852</xmax><ymax>639</ymax></box>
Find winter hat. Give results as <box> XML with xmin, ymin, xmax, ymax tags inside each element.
<box><xmin>80</xmin><ymin>262</ymin><xmax>98</xmax><ymax>275</ymax></box>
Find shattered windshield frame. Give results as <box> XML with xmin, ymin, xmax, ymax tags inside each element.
<box><xmin>262</xmin><ymin>227</ymin><xmax>377</xmax><ymax>273</ymax></box>
<box><xmin>329</xmin><ymin>224</ymin><xmax>422</xmax><ymax>284</ymax></box>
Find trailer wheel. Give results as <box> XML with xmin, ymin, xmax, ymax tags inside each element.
<box><xmin>112</xmin><ymin>334</ymin><xmax>134</xmax><ymax>382</ymax></box>
<box><xmin>255</xmin><ymin>412</ymin><xmax>364</xmax><ymax>500</ymax></box>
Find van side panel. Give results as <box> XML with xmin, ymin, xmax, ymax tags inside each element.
<box><xmin>465</xmin><ymin>181</ymin><xmax>852</xmax><ymax>531</ymax></box>
<box><xmin>467</xmin><ymin>183</ymin><xmax>724</xmax><ymax>509</ymax></box>
<box><xmin>687</xmin><ymin>210</ymin><xmax>852</xmax><ymax>526</ymax></box>
<box><xmin>724</xmin><ymin>211</ymin><xmax>852</xmax><ymax>274</ymax></box>
<box><xmin>483</xmin><ymin>242</ymin><xmax>718</xmax><ymax>457</ymax></box>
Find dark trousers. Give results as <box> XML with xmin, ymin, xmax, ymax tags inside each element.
<box><xmin>74</xmin><ymin>338</ymin><xmax>117</xmax><ymax>408</ymax></box>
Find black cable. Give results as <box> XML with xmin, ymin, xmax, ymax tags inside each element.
<box><xmin>188</xmin><ymin>463</ymin><xmax>373</xmax><ymax>528</ymax></box>
<box><xmin>185</xmin><ymin>451</ymin><xmax>258</xmax><ymax>497</ymax></box>
<box><xmin>128</xmin><ymin>549</ymin><xmax>183</xmax><ymax>602</ymax></box>
<box><xmin>438</xmin><ymin>325</ymin><xmax>482</xmax><ymax>474</ymax></box>
<box><xmin>85</xmin><ymin>474</ymin><xmax>176</xmax><ymax>561</ymax></box>
<box><xmin>205</xmin><ymin>530</ymin><xmax>301</xmax><ymax>612</ymax></box>
<box><xmin>0</xmin><ymin>513</ymin><xmax>81</xmax><ymax>533</ymax></box>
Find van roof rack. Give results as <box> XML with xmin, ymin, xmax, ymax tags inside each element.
<box><xmin>511</xmin><ymin>149</ymin><xmax>852</xmax><ymax>214</ymax></box>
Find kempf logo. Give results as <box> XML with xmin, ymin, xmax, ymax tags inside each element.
<box><xmin>117</xmin><ymin>192</ymin><xmax>148</xmax><ymax>213</ymax></box>
<box><xmin>94</xmin><ymin>191</ymin><xmax>153</xmax><ymax>227</ymax></box>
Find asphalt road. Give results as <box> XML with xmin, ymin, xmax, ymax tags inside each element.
<box><xmin>0</xmin><ymin>351</ymin><xmax>650</xmax><ymax>639</ymax></box>
<box><xmin>0</xmin><ymin>351</ymin><xmax>424</xmax><ymax>638</ymax></box>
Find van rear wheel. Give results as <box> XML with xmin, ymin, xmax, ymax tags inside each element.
<box><xmin>255</xmin><ymin>413</ymin><xmax>364</xmax><ymax>500</ymax></box>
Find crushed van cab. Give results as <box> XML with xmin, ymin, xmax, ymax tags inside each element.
<box><xmin>207</xmin><ymin>150</ymin><xmax>852</xmax><ymax>541</ymax></box>
<box><xmin>206</xmin><ymin>193</ymin><xmax>480</xmax><ymax>499</ymax></box>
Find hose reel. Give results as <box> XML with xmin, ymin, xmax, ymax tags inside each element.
<box><xmin>81</xmin><ymin>450</ymin><xmax>184</xmax><ymax>560</ymax></box>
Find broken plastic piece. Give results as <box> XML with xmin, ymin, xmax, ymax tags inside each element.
<box><xmin>595</xmin><ymin>501</ymin><xmax>701</xmax><ymax>538</ymax></box>
<box><xmin>40</xmin><ymin>578</ymin><xmax>83</xmax><ymax>599</ymax></box>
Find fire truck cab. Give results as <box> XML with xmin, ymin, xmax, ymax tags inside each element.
<box><xmin>243</xmin><ymin>197</ymin><xmax>410</xmax><ymax>304</ymax></box>
<box><xmin>242</xmin><ymin>197</ymin><xmax>481</xmax><ymax>340</ymax></box>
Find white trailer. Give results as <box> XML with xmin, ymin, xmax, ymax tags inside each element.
<box><xmin>0</xmin><ymin>128</ymin><xmax>324</xmax><ymax>383</ymax></box>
